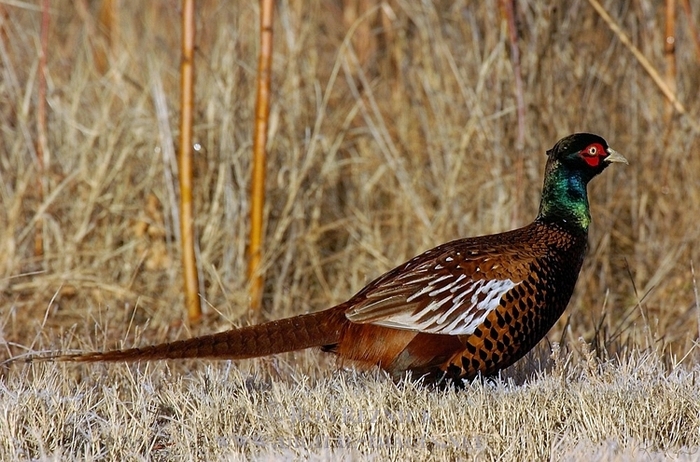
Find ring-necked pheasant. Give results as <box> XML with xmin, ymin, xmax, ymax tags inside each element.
<box><xmin>38</xmin><ymin>133</ymin><xmax>626</xmax><ymax>384</ymax></box>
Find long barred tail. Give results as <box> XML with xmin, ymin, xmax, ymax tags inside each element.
<box><xmin>40</xmin><ymin>307</ymin><xmax>347</xmax><ymax>363</ymax></box>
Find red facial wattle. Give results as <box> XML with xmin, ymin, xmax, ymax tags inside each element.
<box><xmin>580</xmin><ymin>142</ymin><xmax>606</xmax><ymax>167</ymax></box>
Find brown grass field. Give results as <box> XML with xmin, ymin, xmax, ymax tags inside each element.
<box><xmin>2</xmin><ymin>1</ymin><xmax>700</xmax><ymax>460</ymax></box>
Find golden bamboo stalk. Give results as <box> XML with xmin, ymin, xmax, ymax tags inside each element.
<box><xmin>179</xmin><ymin>0</ymin><xmax>202</xmax><ymax>322</ymax></box>
<box><xmin>248</xmin><ymin>0</ymin><xmax>274</xmax><ymax>315</ymax></box>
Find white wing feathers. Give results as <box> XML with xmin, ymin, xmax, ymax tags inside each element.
<box><xmin>346</xmin><ymin>262</ymin><xmax>519</xmax><ymax>336</ymax></box>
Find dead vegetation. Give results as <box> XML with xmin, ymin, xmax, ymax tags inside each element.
<box><xmin>1</xmin><ymin>1</ymin><xmax>700</xmax><ymax>460</ymax></box>
<box><xmin>3</xmin><ymin>346</ymin><xmax>700</xmax><ymax>460</ymax></box>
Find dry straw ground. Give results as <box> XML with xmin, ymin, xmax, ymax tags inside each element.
<box><xmin>1</xmin><ymin>1</ymin><xmax>700</xmax><ymax>460</ymax></box>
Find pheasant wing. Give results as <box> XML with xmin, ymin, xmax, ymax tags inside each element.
<box><xmin>345</xmin><ymin>239</ymin><xmax>535</xmax><ymax>336</ymax></box>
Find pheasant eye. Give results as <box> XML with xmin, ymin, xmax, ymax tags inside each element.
<box><xmin>581</xmin><ymin>143</ymin><xmax>604</xmax><ymax>158</ymax></box>
<box><xmin>580</xmin><ymin>143</ymin><xmax>604</xmax><ymax>167</ymax></box>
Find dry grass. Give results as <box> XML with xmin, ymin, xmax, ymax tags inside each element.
<box><xmin>1</xmin><ymin>0</ymin><xmax>700</xmax><ymax>460</ymax></box>
<box><xmin>3</xmin><ymin>346</ymin><xmax>700</xmax><ymax>460</ymax></box>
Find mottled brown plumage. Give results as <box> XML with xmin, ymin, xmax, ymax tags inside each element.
<box><xmin>38</xmin><ymin>133</ymin><xmax>627</xmax><ymax>385</ymax></box>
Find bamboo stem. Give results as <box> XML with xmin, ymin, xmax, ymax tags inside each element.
<box><xmin>248</xmin><ymin>0</ymin><xmax>274</xmax><ymax>315</ymax></box>
<box><xmin>179</xmin><ymin>0</ymin><xmax>202</xmax><ymax>322</ymax></box>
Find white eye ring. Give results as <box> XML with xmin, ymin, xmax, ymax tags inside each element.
<box><xmin>589</xmin><ymin>146</ymin><xmax>597</xmax><ymax>155</ymax></box>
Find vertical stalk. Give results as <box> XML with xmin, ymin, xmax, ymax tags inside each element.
<box><xmin>500</xmin><ymin>0</ymin><xmax>525</xmax><ymax>225</ymax></box>
<box><xmin>0</xmin><ymin>3</ymin><xmax>9</xmax><ymax>46</ymax></box>
<box><xmin>500</xmin><ymin>0</ymin><xmax>525</xmax><ymax>148</ymax></box>
<box><xmin>680</xmin><ymin>0</ymin><xmax>700</xmax><ymax>62</ymax></box>
<box><xmin>179</xmin><ymin>0</ymin><xmax>202</xmax><ymax>322</ymax></box>
<box><xmin>664</xmin><ymin>0</ymin><xmax>676</xmax><ymax>120</ymax></box>
<box><xmin>95</xmin><ymin>0</ymin><xmax>117</xmax><ymax>74</ymax></box>
<box><xmin>35</xmin><ymin>0</ymin><xmax>50</xmax><ymax>258</ymax></box>
<box><xmin>248</xmin><ymin>0</ymin><xmax>274</xmax><ymax>316</ymax></box>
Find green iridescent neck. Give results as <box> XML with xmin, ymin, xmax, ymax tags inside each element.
<box><xmin>536</xmin><ymin>162</ymin><xmax>591</xmax><ymax>230</ymax></box>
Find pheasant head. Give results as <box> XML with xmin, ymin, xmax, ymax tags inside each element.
<box><xmin>537</xmin><ymin>133</ymin><xmax>628</xmax><ymax>230</ymax></box>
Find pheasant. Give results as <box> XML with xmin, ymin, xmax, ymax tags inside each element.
<box><xmin>38</xmin><ymin>133</ymin><xmax>626</xmax><ymax>384</ymax></box>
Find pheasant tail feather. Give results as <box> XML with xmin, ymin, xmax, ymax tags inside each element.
<box><xmin>48</xmin><ymin>307</ymin><xmax>347</xmax><ymax>363</ymax></box>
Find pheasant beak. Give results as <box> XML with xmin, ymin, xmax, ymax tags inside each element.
<box><xmin>604</xmin><ymin>148</ymin><xmax>628</xmax><ymax>165</ymax></box>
